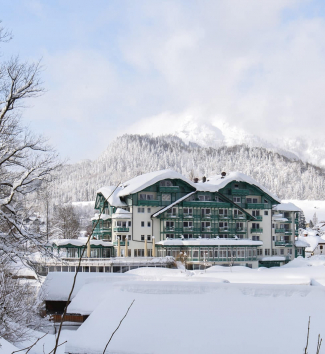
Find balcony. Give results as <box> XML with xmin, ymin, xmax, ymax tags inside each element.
<box><xmin>201</xmin><ymin>227</ymin><xmax>213</xmax><ymax>233</ymax></box>
<box><xmin>183</xmin><ymin>201</ymin><xmax>231</xmax><ymax>208</ymax></box>
<box><xmin>159</xmin><ymin>186</ymin><xmax>179</xmax><ymax>193</ymax></box>
<box><xmin>113</xmin><ymin>227</ymin><xmax>129</xmax><ymax>232</ymax></box>
<box><xmin>138</xmin><ymin>199</ymin><xmax>160</xmax><ymax>206</ymax></box>
<box><xmin>183</xmin><ymin>213</ymin><xmax>194</xmax><ymax>218</ymax></box>
<box><xmin>274</xmin><ymin>241</ymin><xmax>293</xmax><ymax>247</ymax></box>
<box><xmin>219</xmin><ymin>228</ymin><xmax>233</xmax><ymax>233</ymax></box>
<box><xmin>113</xmin><ymin>241</ymin><xmax>129</xmax><ymax>246</ymax></box>
<box><xmin>255</xmin><ymin>216</ymin><xmax>263</xmax><ymax>221</ymax></box>
<box><xmin>275</xmin><ymin>229</ymin><xmax>291</xmax><ymax>233</ymax></box>
<box><xmin>183</xmin><ymin>227</ymin><xmax>194</xmax><ymax>232</ymax></box>
<box><xmin>251</xmin><ymin>228</ymin><xmax>263</xmax><ymax>233</ymax></box>
<box><xmin>283</xmin><ymin>217</ymin><xmax>292</xmax><ymax>223</ymax></box>
<box><xmin>235</xmin><ymin>228</ymin><xmax>246</xmax><ymax>233</ymax></box>
<box><xmin>231</xmin><ymin>189</ymin><xmax>250</xmax><ymax>196</ymax></box>
<box><xmin>246</xmin><ymin>203</ymin><xmax>265</xmax><ymax>209</ymax></box>
<box><xmin>233</xmin><ymin>215</ymin><xmax>246</xmax><ymax>220</ymax></box>
<box><xmin>165</xmin><ymin>214</ymin><xmax>179</xmax><ymax>219</ymax></box>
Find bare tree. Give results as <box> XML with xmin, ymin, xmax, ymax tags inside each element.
<box><xmin>0</xmin><ymin>22</ymin><xmax>60</xmax><ymax>342</ymax></box>
<box><xmin>51</xmin><ymin>204</ymin><xmax>80</xmax><ymax>239</ymax></box>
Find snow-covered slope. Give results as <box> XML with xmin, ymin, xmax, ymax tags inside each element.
<box><xmin>48</xmin><ymin>134</ymin><xmax>325</xmax><ymax>204</ymax></box>
<box><xmin>128</xmin><ymin>115</ymin><xmax>325</xmax><ymax>166</ymax></box>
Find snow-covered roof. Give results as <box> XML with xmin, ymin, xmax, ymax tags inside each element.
<box><xmin>48</xmin><ymin>238</ymin><xmax>113</xmax><ymax>247</ymax></box>
<box><xmin>91</xmin><ymin>213</ymin><xmax>111</xmax><ymax>221</ymax></box>
<box><xmin>196</xmin><ymin>171</ymin><xmax>280</xmax><ymax>202</ymax></box>
<box><xmin>156</xmin><ymin>238</ymin><xmax>263</xmax><ymax>246</ymax></box>
<box><xmin>273</xmin><ymin>202</ymin><xmax>301</xmax><ymax>212</ymax></box>
<box><xmin>42</xmin><ymin>272</ymin><xmax>120</xmax><ymax>301</ymax></box>
<box><xmin>112</xmin><ymin>208</ymin><xmax>132</xmax><ymax>219</ymax></box>
<box><xmin>295</xmin><ymin>239</ymin><xmax>310</xmax><ymax>248</ymax></box>
<box><xmin>298</xmin><ymin>235</ymin><xmax>325</xmax><ymax>253</ymax></box>
<box><xmin>260</xmin><ymin>256</ymin><xmax>286</xmax><ymax>261</ymax></box>
<box><xmin>118</xmin><ymin>169</ymin><xmax>195</xmax><ymax>197</ymax></box>
<box><xmin>97</xmin><ymin>186</ymin><xmax>127</xmax><ymax>207</ymax></box>
<box><xmin>152</xmin><ymin>192</ymin><xmax>196</xmax><ymax>217</ymax></box>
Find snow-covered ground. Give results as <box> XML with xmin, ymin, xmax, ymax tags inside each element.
<box><xmin>7</xmin><ymin>257</ymin><xmax>325</xmax><ymax>354</ymax></box>
<box><xmin>284</xmin><ymin>199</ymin><xmax>325</xmax><ymax>222</ymax></box>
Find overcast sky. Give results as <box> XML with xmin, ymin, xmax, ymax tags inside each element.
<box><xmin>2</xmin><ymin>0</ymin><xmax>325</xmax><ymax>162</ymax></box>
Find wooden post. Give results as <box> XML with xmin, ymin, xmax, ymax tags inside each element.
<box><xmin>125</xmin><ymin>238</ymin><xmax>128</xmax><ymax>257</ymax></box>
<box><xmin>87</xmin><ymin>240</ymin><xmax>91</xmax><ymax>258</ymax></box>
<box><xmin>144</xmin><ymin>237</ymin><xmax>148</xmax><ymax>257</ymax></box>
<box><xmin>117</xmin><ymin>238</ymin><xmax>121</xmax><ymax>257</ymax></box>
<box><xmin>152</xmin><ymin>236</ymin><xmax>155</xmax><ymax>257</ymax></box>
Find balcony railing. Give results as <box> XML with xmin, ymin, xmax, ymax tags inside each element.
<box><xmin>159</xmin><ymin>186</ymin><xmax>179</xmax><ymax>193</ymax></box>
<box><xmin>246</xmin><ymin>203</ymin><xmax>265</xmax><ymax>209</ymax></box>
<box><xmin>113</xmin><ymin>227</ymin><xmax>129</xmax><ymax>232</ymax></box>
<box><xmin>231</xmin><ymin>189</ymin><xmax>250</xmax><ymax>196</ymax></box>
<box><xmin>235</xmin><ymin>228</ymin><xmax>246</xmax><ymax>233</ymax></box>
<box><xmin>138</xmin><ymin>199</ymin><xmax>160</xmax><ymax>206</ymax></box>
<box><xmin>274</xmin><ymin>241</ymin><xmax>293</xmax><ymax>247</ymax></box>
<box><xmin>113</xmin><ymin>241</ymin><xmax>129</xmax><ymax>246</ymax></box>
<box><xmin>283</xmin><ymin>217</ymin><xmax>292</xmax><ymax>223</ymax></box>
<box><xmin>233</xmin><ymin>215</ymin><xmax>246</xmax><ymax>220</ymax></box>
<box><xmin>183</xmin><ymin>201</ymin><xmax>231</xmax><ymax>208</ymax></box>
<box><xmin>183</xmin><ymin>227</ymin><xmax>194</xmax><ymax>231</ymax></box>
<box><xmin>275</xmin><ymin>229</ymin><xmax>290</xmax><ymax>233</ymax></box>
<box><xmin>255</xmin><ymin>216</ymin><xmax>263</xmax><ymax>221</ymax></box>
<box><xmin>201</xmin><ymin>227</ymin><xmax>213</xmax><ymax>232</ymax></box>
<box><xmin>251</xmin><ymin>228</ymin><xmax>263</xmax><ymax>233</ymax></box>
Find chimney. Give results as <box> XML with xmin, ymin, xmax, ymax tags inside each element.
<box><xmin>221</xmin><ymin>172</ymin><xmax>226</xmax><ymax>179</ymax></box>
<box><xmin>194</xmin><ymin>178</ymin><xmax>199</xmax><ymax>183</ymax></box>
<box><xmin>202</xmin><ymin>176</ymin><xmax>206</xmax><ymax>183</ymax></box>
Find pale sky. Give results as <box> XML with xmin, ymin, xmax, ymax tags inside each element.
<box><xmin>2</xmin><ymin>0</ymin><xmax>325</xmax><ymax>162</ymax></box>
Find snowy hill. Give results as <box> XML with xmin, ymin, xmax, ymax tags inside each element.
<box><xmin>49</xmin><ymin>134</ymin><xmax>325</xmax><ymax>204</ymax></box>
<box><xmin>127</xmin><ymin>115</ymin><xmax>325</xmax><ymax>166</ymax></box>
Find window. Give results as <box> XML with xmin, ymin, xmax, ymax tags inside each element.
<box><xmin>236</xmin><ymin>222</ymin><xmax>244</xmax><ymax>230</ymax></box>
<box><xmin>233</xmin><ymin>197</ymin><xmax>241</xmax><ymax>203</ymax></box>
<box><xmin>183</xmin><ymin>234</ymin><xmax>193</xmax><ymax>239</ymax></box>
<box><xmin>128</xmin><ymin>235</ymin><xmax>131</xmax><ymax>240</ymax></box>
<box><xmin>134</xmin><ymin>249</ymin><xmax>144</xmax><ymax>257</ymax></box>
<box><xmin>257</xmin><ymin>249</ymin><xmax>263</xmax><ymax>256</ymax></box>
<box><xmin>215</xmin><ymin>196</ymin><xmax>222</xmax><ymax>202</ymax></box>
<box><xmin>147</xmin><ymin>221</ymin><xmax>151</xmax><ymax>227</ymax></box>
<box><xmin>166</xmin><ymin>234</ymin><xmax>174</xmax><ymax>239</ymax></box>
<box><xmin>201</xmin><ymin>208</ymin><xmax>211</xmax><ymax>216</ymax></box>
<box><xmin>141</xmin><ymin>235</ymin><xmax>145</xmax><ymax>241</ymax></box>
<box><xmin>234</xmin><ymin>184</ymin><xmax>239</xmax><ymax>189</ymax></box>
<box><xmin>141</xmin><ymin>221</ymin><xmax>145</xmax><ymax>227</ymax></box>
<box><xmin>252</xmin><ymin>236</ymin><xmax>260</xmax><ymax>241</ymax></box>
<box><xmin>183</xmin><ymin>221</ymin><xmax>193</xmax><ymax>228</ymax></box>
<box><xmin>147</xmin><ymin>235</ymin><xmax>151</xmax><ymax>241</ymax></box>
<box><xmin>147</xmin><ymin>208</ymin><xmax>151</xmax><ymax>213</ymax></box>
<box><xmin>166</xmin><ymin>221</ymin><xmax>174</xmax><ymax>228</ymax></box>
<box><xmin>253</xmin><ymin>198</ymin><xmax>258</xmax><ymax>203</ymax></box>
<box><xmin>219</xmin><ymin>222</ymin><xmax>228</xmax><ymax>230</ymax></box>
<box><xmin>139</xmin><ymin>193</ymin><xmax>154</xmax><ymax>200</ymax></box>
<box><xmin>287</xmin><ymin>249</ymin><xmax>292</xmax><ymax>255</ymax></box>
<box><xmin>162</xmin><ymin>194</ymin><xmax>171</xmax><ymax>201</ymax></box>
<box><xmin>272</xmin><ymin>223</ymin><xmax>275</xmax><ymax>228</ymax></box>
<box><xmin>138</xmin><ymin>207</ymin><xmax>145</xmax><ymax>213</ymax></box>
<box><xmin>234</xmin><ymin>209</ymin><xmax>243</xmax><ymax>217</ymax></box>
<box><xmin>219</xmin><ymin>209</ymin><xmax>228</xmax><ymax>216</ymax></box>
<box><xmin>264</xmin><ymin>211</ymin><xmax>268</xmax><ymax>216</ymax></box>
<box><xmin>198</xmin><ymin>195</ymin><xmax>211</xmax><ymax>201</ymax></box>
<box><xmin>272</xmin><ymin>249</ymin><xmax>278</xmax><ymax>255</ymax></box>
<box><xmin>280</xmin><ymin>249</ymin><xmax>284</xmax><ymax>255</ymax></box>
<box><xmin>320</xmin><ymin>245</ymin><xmax>323</xmax><ymax>250</ymax></box>
<box><xmin>160</xmin><ymin>180</ymin><xmax>173</xmax><ymax>186</ymax></box>
<box><xmin>272</xmin><ymin>236</ymin><xmax>275</xmax><ymax>241</ymax></box>
<box><xmin>185</xmin><ymin>195</ymin><xmax>195</xmax><ymax>201</ymax></box>
<box><xmin>167</xmin><ymin>208</ymin><xmax>177</xmax><ymax>216</ymax></box>
<box><xmin>128</xmin><ymin>221</ymin><xmax>132</xmax><ymax>226</ymax></box>
<box><xmin>264</xmin><ymin>249</ymin><xmax>270</xmax><ymax>256</ymax></box>
<box><xmin>246</xmin><ymin>198</ymin><xmax>252</xmax><ymax>203</ymax></box>
<box><xmin>252</xmin><ymin>210</ymin><xmax>260</xmax><ymax>217</ymax></box>
<box><xmin>183</xmin><ymin>208</ymin><xmax>193</xmax><ymax>215</ymax></box>
<box><xmin>201</xmin><ymin>221</ymin><xmax>211</xmax><ymax>229</ymax></box>
<box><xmin>252</xmin><ymin>223</ymin><xmax>260</xmax><ymax>229</ymax></box>
<box><xmin>264</xmin><ymin>199</ymin><xmax>268</xmax><ymax>204</ymax></box>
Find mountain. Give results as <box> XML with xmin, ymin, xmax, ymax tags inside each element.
<box><xmin>127</xmin><ymin>115</ymin><xmax>325</xmax><ymax>166</ymax></box>
<box><xmin>48</xmin><ymin>134</ymin><xmax>325</xmax><ymax>204</ymax></box>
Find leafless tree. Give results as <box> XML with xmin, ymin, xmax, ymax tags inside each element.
<box><xmin>0</xmin><ymin>22</ymin><xmax>60</xmax><ymax>343</ymax></box>
<box><xmin>51</xmin><ymin>205</ymin><xmax>80</xmax><ymax>239</ymax></box>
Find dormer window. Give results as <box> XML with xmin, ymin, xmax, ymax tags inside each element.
<box><xmin>234</xmin><ymin>184</ymin><xmax>239</xmax><ymax>189</ymax></box>
<box><xmin>198</xmin><ymin>195</ymin><xmax>211</xmax><ymax>201</ymax></box>
<box><xmin>160</xmin><ymin>180</ymin><xmax>173</xmax><ymax>187</ymax></box>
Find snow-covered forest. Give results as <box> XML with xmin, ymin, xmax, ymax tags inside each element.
<box><xmin>49</xmin><ymin>134</ymin><xmax>325</xmax><ymax>203</ymax></box>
